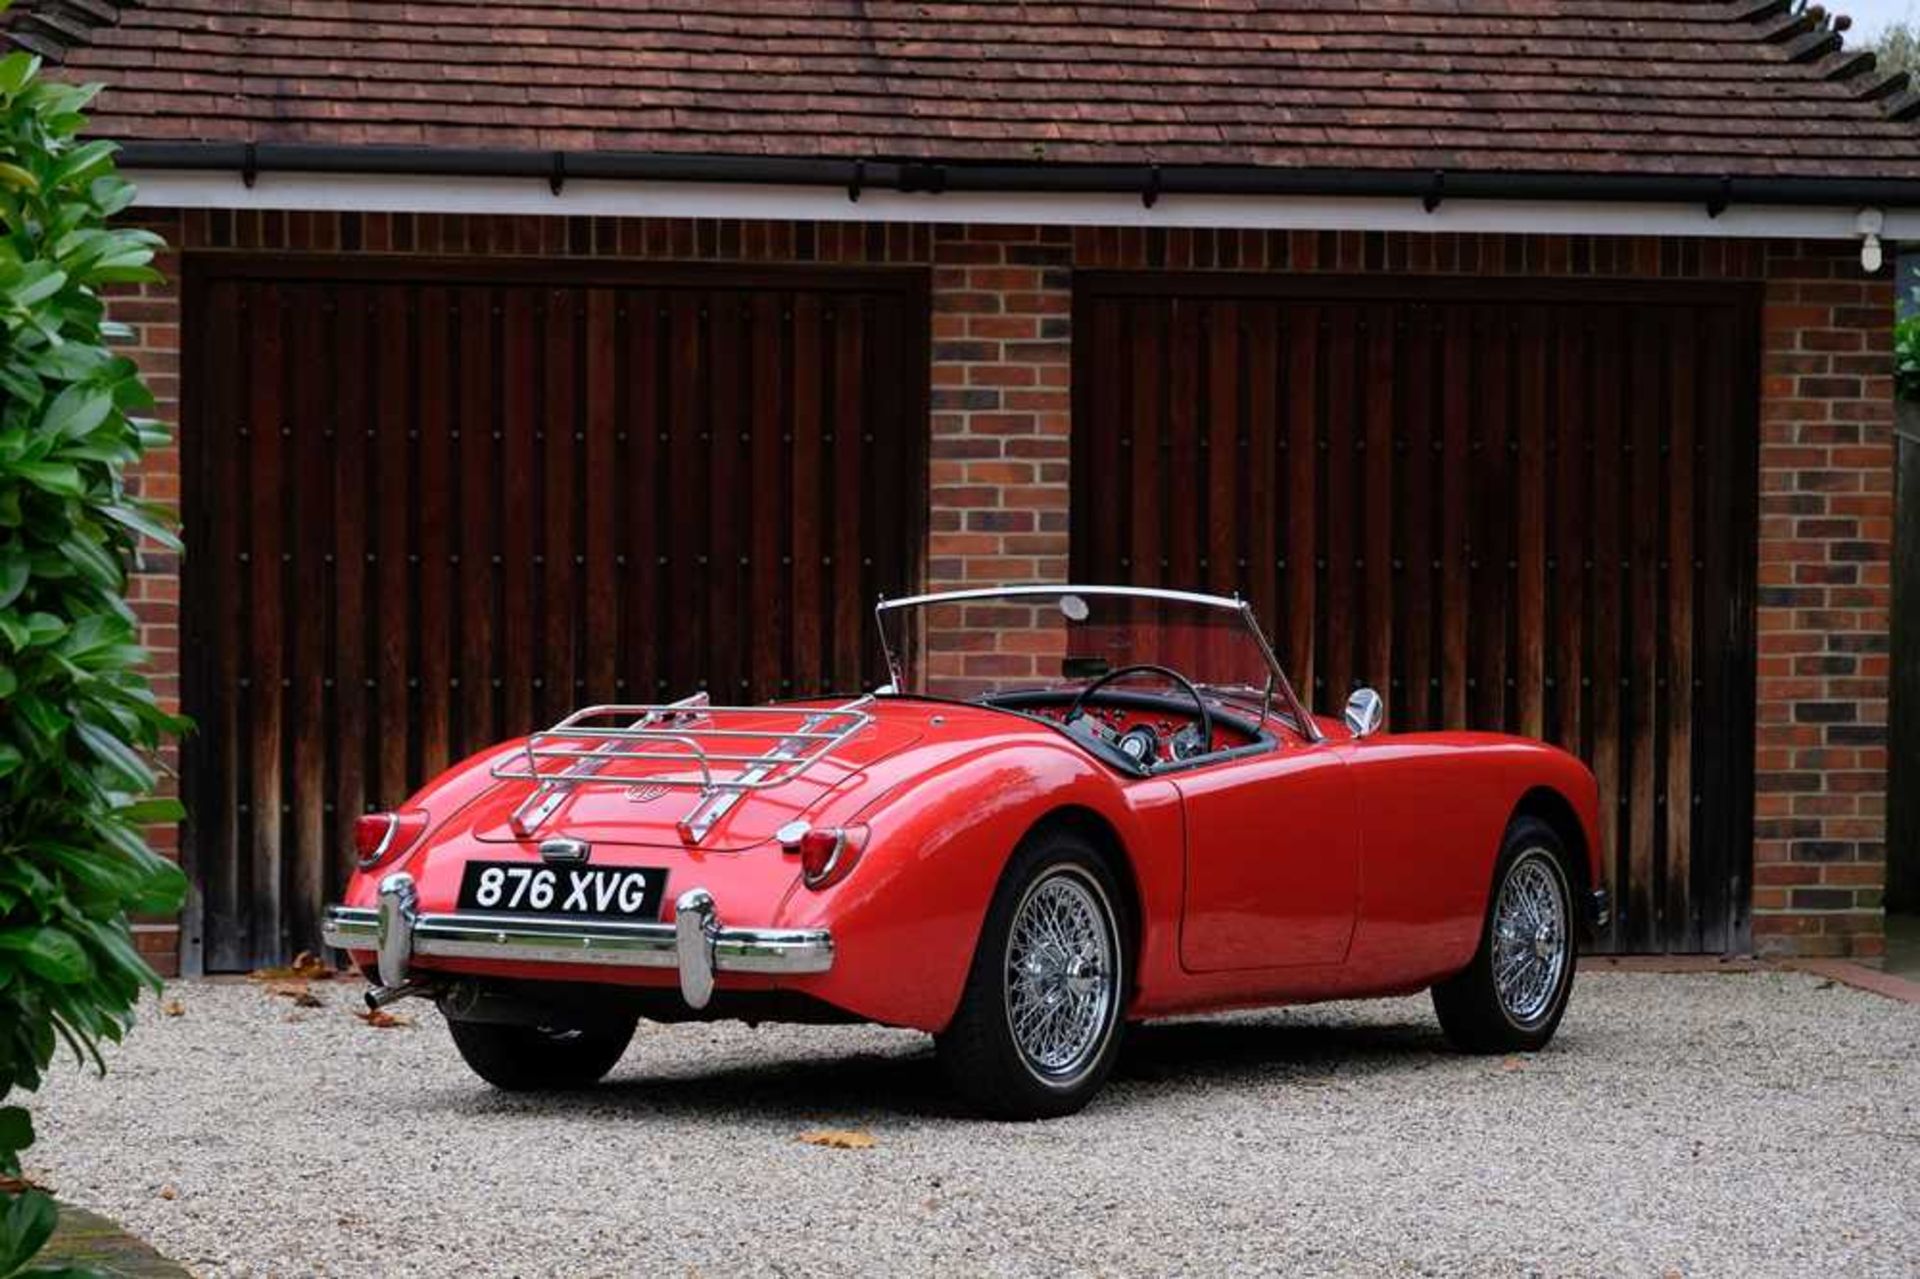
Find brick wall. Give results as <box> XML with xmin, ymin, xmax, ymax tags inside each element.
<box><xmin>110</xmin><ymin>211</ymin><xmax>1892</xmax><ymax>969</ymax></box>
<box><xmin>113</xmin><ymin>215</ymin><xmax>185</xmax><ymax>976</ymax></box>
<box><xmin>1751</xmin><ymin>243</ymin><xmax>1896</xmax><ymax>960</ymax></box>
<box><xmin>927</xmin><ymin>225</ymin><xmax>1072</xmax><ymax>592</ymax></box>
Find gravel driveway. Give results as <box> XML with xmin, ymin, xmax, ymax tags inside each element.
<box><xmin>27</xmin><ymin>969</ymin><xmax>1920</xmax><ymax>1277</ymax></box>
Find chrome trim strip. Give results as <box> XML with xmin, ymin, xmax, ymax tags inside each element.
<box><xmin>877</xmin><ymin>583</ymin><xmax>1248</xmax><ymax>612</ymax></box>
<box><xmin>322</xmin><ymin>903</ymin><xmax>834</xmax><ymax>978</ymax></box>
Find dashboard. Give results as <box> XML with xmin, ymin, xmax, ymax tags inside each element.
<box><xmin>1008</xmin><ymin>696</ymin><xmax>1264</xmax><ymax>770</ymax></box>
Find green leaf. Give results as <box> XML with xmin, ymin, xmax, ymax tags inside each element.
<box><xmin>38</xmin><ymin>383</ymin><xmax>110</xmax><ymax>439</ymax></box>
<box><xmin>11</xmin><ymin>690</ymin><xmax>68</xmax><ymax>737</ymax></box>
<box><xmin>0</xmin><ymin>1189</ymin><xmax>56</xmax><ymax>1275</ymax></box>
<box><xmin>0</xmin><ymin>1106</ymin><xmax>32</xmax><ymax>1158</ymax></box>
<box><xmin>50</xmin><ymin>138</ymin><xmax>116</xmax><ymax>191</ymax></box>
<box><xmin>100</xmin><ymin>502</ymin><xmax>181</xmax><ymax>552</ymax></box>
<box><xmin>127</xmin><ymin>857</ymin><xmax>187</xmax><ymax>917</ymax></box>
<box><xmin>0</xmin><ymin>51</ymin><xmax>42</xmax><ymax>98</ymax></box>
<box><xmin>57</xmin><ymin>533</ymin><xmax>121</xmax><ymax>590</ymax></box>
<box><xmin>74</xmin><ymin>721</ymin><xmax>154</xmax><ymax>791</ymax></box>
<box><xmin>0</xmin><ymin>363</ymin><xmax>41</xmax><ymax>414</ymax></box>
<box><xmin>7</xmin><ymin>262</ymin><xmax>66</xmax><ymax>308</ymax></box>
<box><xmin>118</xmin><ymin>796</ymin><xmax>185</xmax><ymax>825</ymax></box>
<box><xmin>23</xmin><ymin>613</ymin><xmax>65</xmax><ymax>646</ymax></box>
<box><xmin>11</xmin><ymin>461</ymin><xmax>81</xmax><ymax>496</ymax></box>
<box><xmin>0</xmin><ymin>547</ymin><xmax>26</xmax><ymax>609</ymax></box>
<box><xmin>0</xmin><ymin>927</ymin><xmax>91</xmax><ymax>984</ymax></box>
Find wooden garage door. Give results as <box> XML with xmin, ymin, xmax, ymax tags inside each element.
<box><xmin>1072</xmin><ymin>274</ymin><xmax>1759</xmax><ymax>954</ymax></box>
<box><xmin>182</xmin><ymin>258</ymin><xmax>927</xmax><ymax>970</ymax></box>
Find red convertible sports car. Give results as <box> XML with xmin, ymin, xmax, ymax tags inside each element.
<box><xmin>325</xmin><ymin>585</ymin><xmax>1607</xmax><ymax>1119</ymax></box>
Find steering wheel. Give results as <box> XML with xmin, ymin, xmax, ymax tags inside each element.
<box><xmin>1062</xmin><ymin>663</ymin><xmax>1213</xmax><ymax>766</ymax></box>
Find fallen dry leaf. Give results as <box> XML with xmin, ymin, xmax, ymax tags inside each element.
<box><xmin>263</xmin><ymin>980</ymin><xmax>323</xmax><ymax>1008</ymax></box>
<box><xmin>160</xmin><ymin>998</ymin><xmax>186</xmax><ymax>1017</ymax></box>
<box><xmin>356</xmin><ymin>1008</ymin><xmax>413</xmax><ymax>1029</ymax></box>
<box><xmin>158</xmin><ymin>1185</ymin><xmax>177</xmax><ymax>1201</ymax></box>
<box><xmin>1500</xmin><ymin>1056</ymin><xmax>1525</xmax><ymax>1072</ymax></box>
<box><xmin>248</xmin><ymin>951</ymin><xmax>332</xmax><ymax>981</ymax></box>
<box><xmin>289</xmin><ymin>950</ymin><xmax>334</xmax><ymax>980</ymax></box>
<box><xmin>797</xmin><ymin>1129</ymin><xmax>876</xmax><ymax>1150</ymax></box>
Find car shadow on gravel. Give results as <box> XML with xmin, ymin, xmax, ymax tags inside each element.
<box><xmin>1116</xmin><ymin>1014</ymin><xmax>1451</xmax><ymax>1085</ymax></box>
<box><xmin>410</xmin><ymin>1012</ymin><xmax>1458</xmax><ymax>1123</ymax></box>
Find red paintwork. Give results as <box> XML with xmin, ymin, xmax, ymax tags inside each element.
<box><xmin>337</xmin><ymin>697</ymin><xmax>1603</xmax><ymax>1033</ymax></box>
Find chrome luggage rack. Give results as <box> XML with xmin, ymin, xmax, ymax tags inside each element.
<box><xmin>490</xmin><ymin>693</ymin><xmax>875</xmax><ymax>844</ymax></box>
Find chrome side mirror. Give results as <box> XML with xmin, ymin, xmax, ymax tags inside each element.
<box><xmin>1344</xmin><ymin>687</ymin><xmax>1385</xmax><ymax>739</ymax></box>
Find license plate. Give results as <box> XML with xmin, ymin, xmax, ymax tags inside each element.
<box><xmin>456</xmin><ymin>861</ymin><xmax>667</xmax><ymax>920</ymax></box>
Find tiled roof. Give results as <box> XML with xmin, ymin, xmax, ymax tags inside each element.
<box><xmin>8</xmin><ymin>0</ymin><xmax>1920</xmax><ymax>181</ymax></box>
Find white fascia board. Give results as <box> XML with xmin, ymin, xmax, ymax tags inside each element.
<box><xmin>127</xmin><ymin>168</ymin><xmax>1916</xmax><ymax>242</ymax></box>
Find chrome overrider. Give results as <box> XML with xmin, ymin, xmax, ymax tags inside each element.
<box><xmin>321</xmin><ymin>872</ymin><xmax>835</xmax><ymax>1011</ymax></box>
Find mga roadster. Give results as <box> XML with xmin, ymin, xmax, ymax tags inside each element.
<box><xmin>324</xmin><ymin>585</ymin><xmax>1607</xmax><ymax>1119</ymax></box>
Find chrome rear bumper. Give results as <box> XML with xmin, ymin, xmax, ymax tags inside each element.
<box><xmin>321</xmin><ymin>872</ymin><xmax>833</xmax><ymax>1011</ymax></box>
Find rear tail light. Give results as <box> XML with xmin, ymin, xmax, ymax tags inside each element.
<box><xmin>353</xmin><ymin>809</ymin><xmax>429</xmax><ymax>870</ymax></box>
<box><xmin>785</xmin><ymin>823</ymin><xmax>868</xmax><ymax>891</ymax></box>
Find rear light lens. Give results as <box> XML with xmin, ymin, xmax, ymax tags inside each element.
<box><xmin>353</xmin><ymin>809</ymin><xmax>429</xmax><ymax>870</ymax></box>
<box><xmin>791</xmin><ymin>823</ymin><xmax>868</xmax><ymax>891</ymax></box>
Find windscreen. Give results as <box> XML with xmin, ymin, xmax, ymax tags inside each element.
<box><xmin>876</xmin><ymin>589</ymin><xmax>1279</xmax><ymax>711</ymax></box>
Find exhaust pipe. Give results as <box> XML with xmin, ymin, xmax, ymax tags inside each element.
<box><xmin>364</xmin><ymin>981</ymin><xmax>431</xmax><ymax>1010</ymax></box>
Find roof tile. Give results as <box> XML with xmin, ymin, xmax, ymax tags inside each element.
<box><xmin>5</xmin><ymin>0</ymin><xmax>1916</xmax><ymax>179</ymax></box>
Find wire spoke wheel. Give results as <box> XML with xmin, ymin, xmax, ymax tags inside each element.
<box><xmin>1003</xmin><ymin>869</ymin><xmax>1118</xmax><ymax>1084</ymax></box>
<box><xmin>1491</xmin><ymin>850</ymin><xmax>1569</xmax><ymax>1027</ymax></box>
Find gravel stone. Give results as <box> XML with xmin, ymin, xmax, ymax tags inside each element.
<box><xmin>27</xmin><ymin>970</ymin><xmax>1920</xmax><ymax>1277</ymax></box>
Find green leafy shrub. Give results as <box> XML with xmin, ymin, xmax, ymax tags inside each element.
<box><xmin>0</xmin><ymin>32</ymin><xmax>186</xmax><ymax>1277</ymax></box>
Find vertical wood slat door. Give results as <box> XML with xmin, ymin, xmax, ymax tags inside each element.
<box><xmin>1072</xmin><ymin>274</ymin><xmax>1760</xmax><ymax>955</ymax></box>
<box><xmin>183</xmin><ymin>259</ymin><xmax>928</xmax><ymax>971</ymax></box>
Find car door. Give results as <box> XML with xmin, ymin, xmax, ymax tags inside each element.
<box><xmin>1171</xmin><ymin>731</ymin><xmax>1361</xmax><ymax>971</ymax></box>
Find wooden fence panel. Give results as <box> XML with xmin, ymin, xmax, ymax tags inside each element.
<box><xmin>1072</xmin><ymin>274</ymin><xmax>1759</xmax><ymax>954</ymax></box>
<box><xmin>183</xmin><ymin>259</ymin><xmax>928</xmax><ymax>969</ymax></box>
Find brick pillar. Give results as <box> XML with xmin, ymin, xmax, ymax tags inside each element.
<box><xmin>1752</xmin><ymin>241</ymin><xmax>1895</xmax><ymax>960</ymax></box>
<box><xmin>114</xmin><ymin>209</ymin><xmax>188</xmax><ymax>976</ymax></box>
<box><xmin>925</xmin><ymin>225</ymin><xmax>1071</xmax><ymax>592</ymax></box>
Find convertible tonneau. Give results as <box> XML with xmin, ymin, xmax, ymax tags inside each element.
<box><xmin>491</xmin><ymin>693</ymin><xmax>874</xmax><ymax>844</ymax></box>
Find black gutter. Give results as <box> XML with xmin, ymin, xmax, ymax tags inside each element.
<box><xmin>115</xmin><ymin>141</ymin><xmax>1920</xmax><ymax>210</ymax></box>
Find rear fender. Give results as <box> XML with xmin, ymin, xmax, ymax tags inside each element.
<box><xmin>342</xmin><ymin>741</ymin><xmax>530</xmax><ymax>901</ymax></box>
<box><xmin>774</xmin><ymin>740</ymin><xmax>1173</xmax><ymax>1032</ymax></box>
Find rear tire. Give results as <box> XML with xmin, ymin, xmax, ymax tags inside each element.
<box><xmin>446</xmin><ymin>1014</ymin><xmax>637</xmax><ymax>1091</ymax></box>
<box><xmin>1432</xmin><ymin>816</ymin><xmax>1578</xmax><ymax>1054</ymax></box>
<box><xmin>936</xmin><ymin>829</ymin><xmax>1129</xmax><ymax>1120</ymax></box>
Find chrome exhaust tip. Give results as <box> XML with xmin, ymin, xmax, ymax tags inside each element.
<box><xmin>364</xmin><ymin>981</ymin><xmax>430</xmax><ymax>1010</ymax></box>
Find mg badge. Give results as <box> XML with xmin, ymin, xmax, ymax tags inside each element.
<box><xmin>537</xmin><ymin>836</ymin><xmax>591</xmax><ymax>865</ymax></box>
<box><xmin>624</xmin><ymin>783</ymin><xmax>670</xmax><ymax>804</ymax></box>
